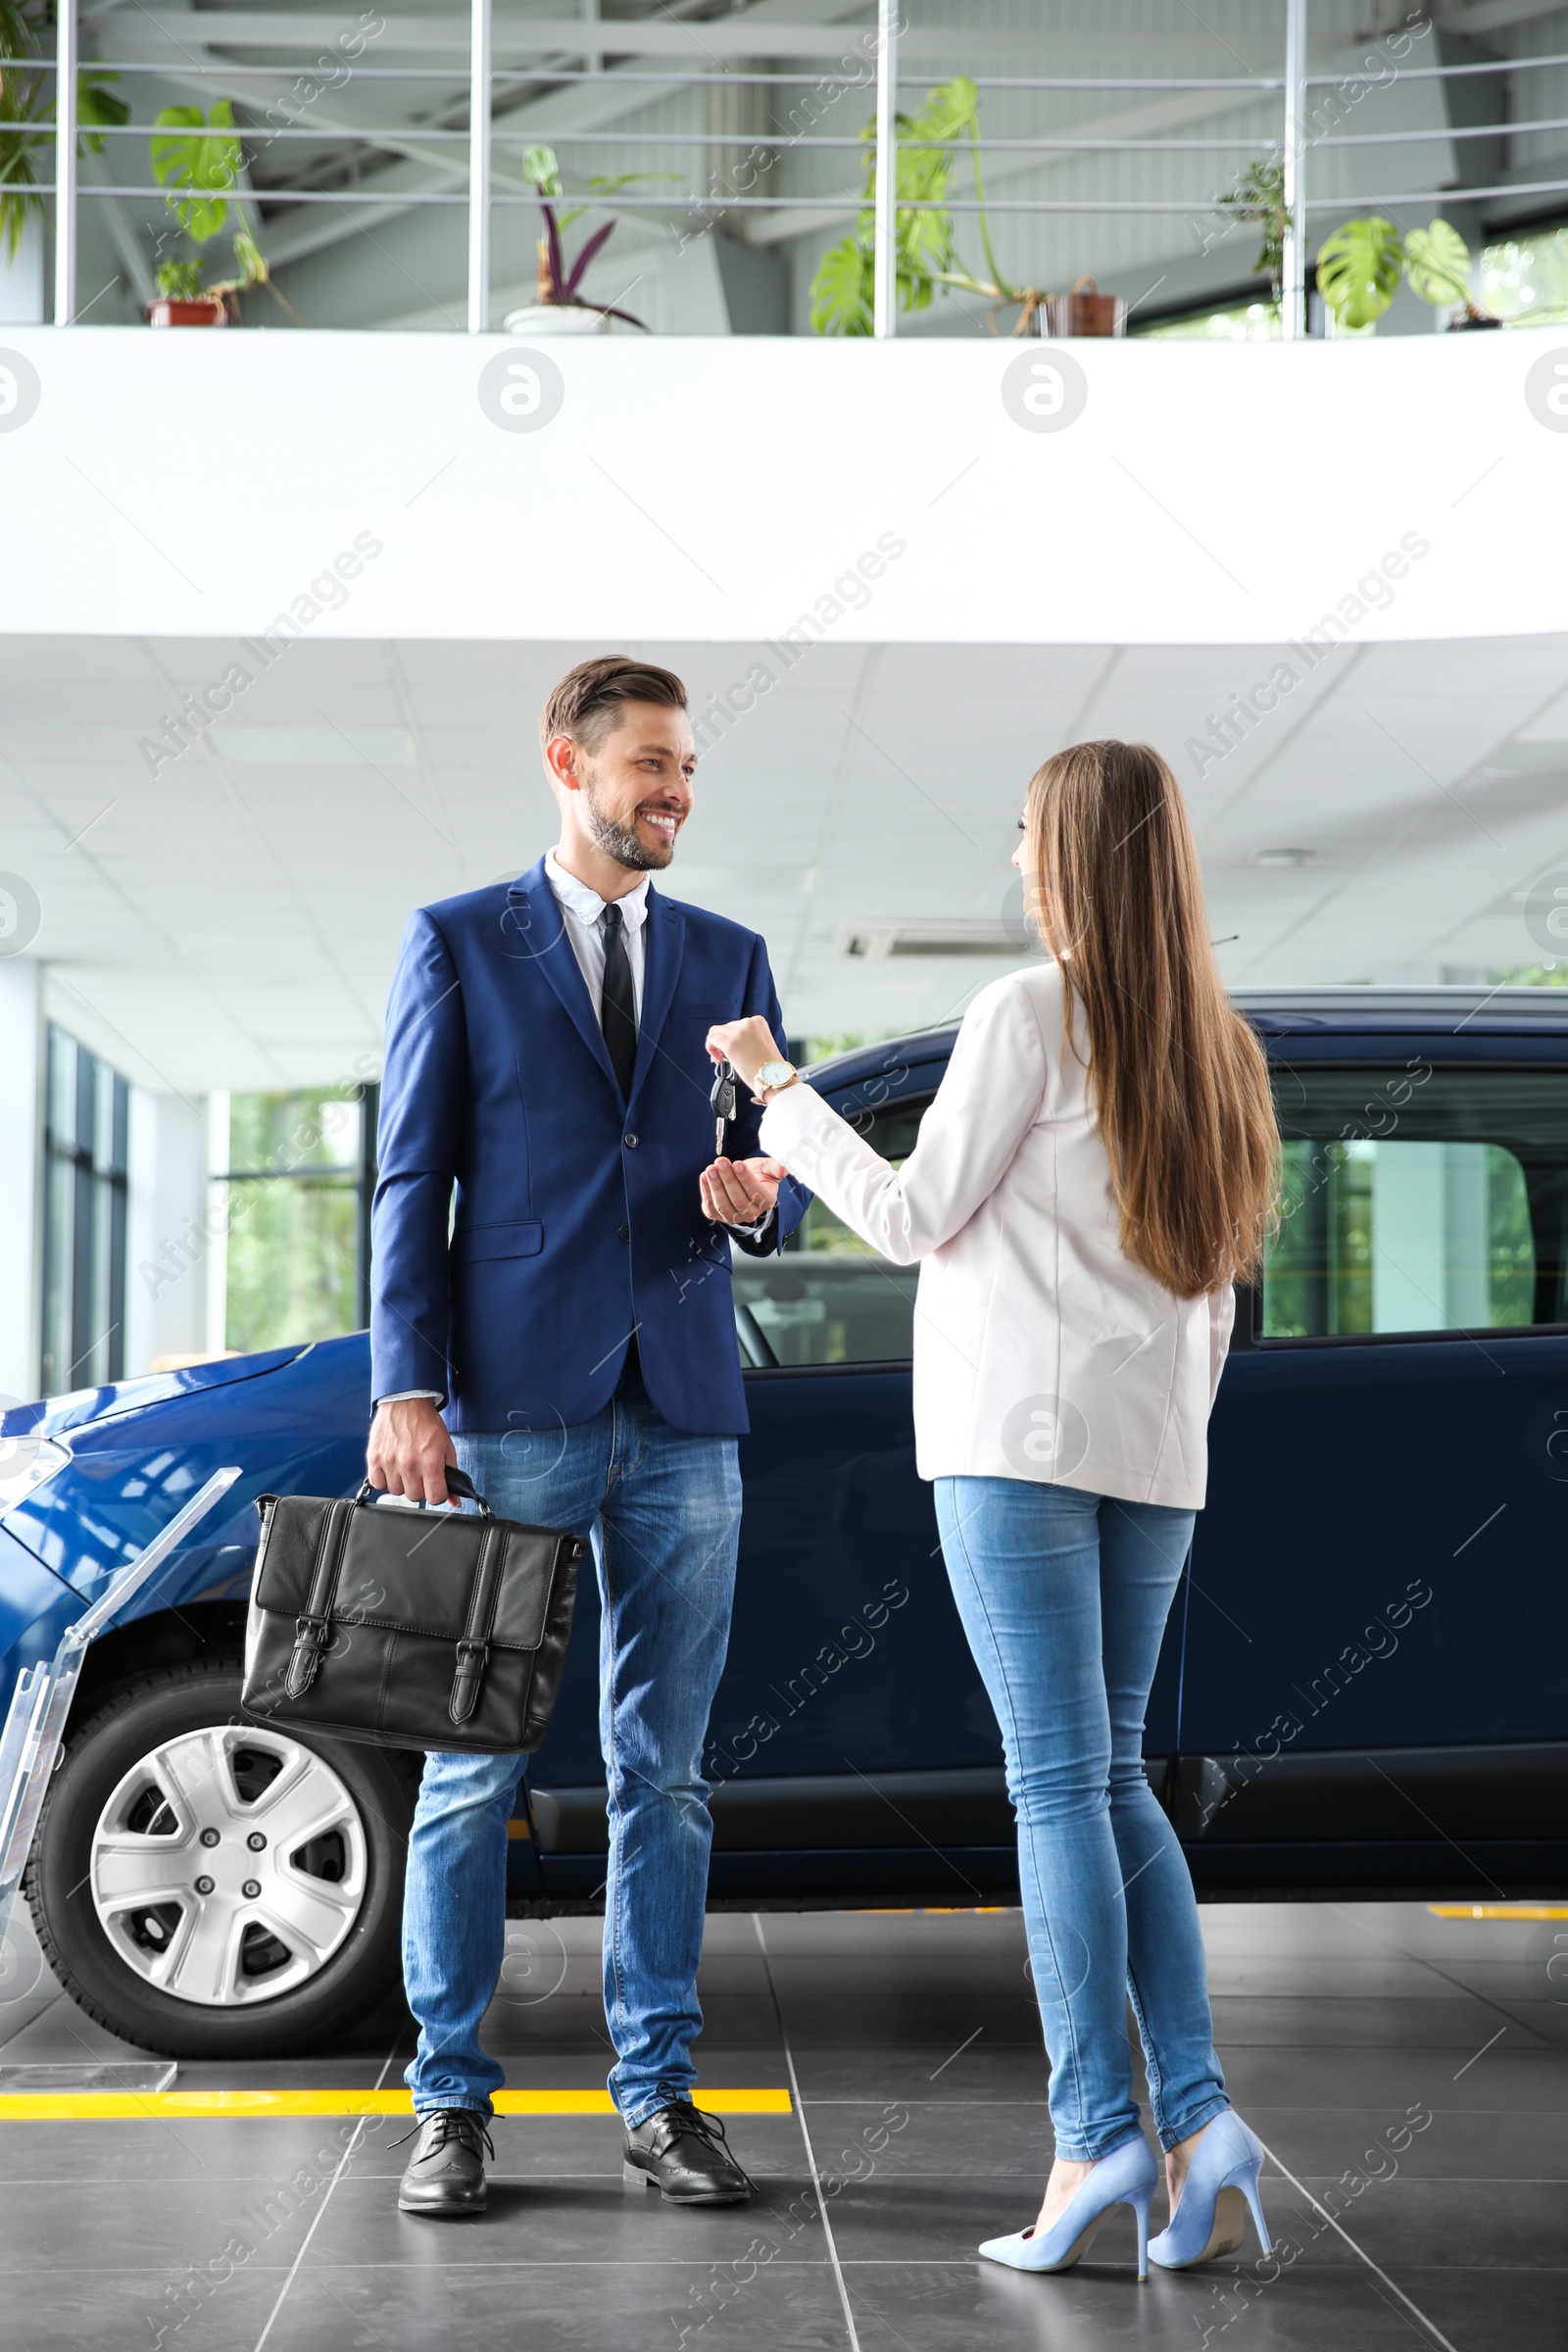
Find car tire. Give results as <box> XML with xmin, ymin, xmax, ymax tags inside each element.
<box><xmin>24</xmin><ymin>1657</ymin><xmax>414</xmax><ymax>2059</ymax></box>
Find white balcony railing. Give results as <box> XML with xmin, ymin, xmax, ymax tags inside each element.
<box><xmin>15</xmin><ymin>0</ymin><xmax>1568</xmax><ymax>337</ymax></box>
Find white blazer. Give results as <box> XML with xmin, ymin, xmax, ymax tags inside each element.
<box><xmin>759</xmin><ymin>960</ymin><xmax>1234</xmax><ymax>1510</ymax></box>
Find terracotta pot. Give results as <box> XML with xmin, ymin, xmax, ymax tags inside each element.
<box><xmin>1044</xmin><ymin>275</ymin><xmax>1125</xmax><ymax>338</ymax></box>
<box><xmin>147</xmin><ymin>298</ymin><xmax>228</xmax><ymax>327</ymax></box>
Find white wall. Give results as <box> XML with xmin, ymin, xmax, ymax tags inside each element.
<box><xmin>0</xmin><ymin>330</ymin><xmax>1563</xmax><ymax>646</ymax></box>
<box><xmin>0</xmin><ymin>223</ymin><xmax>45</xmax><ymax>328</ymax></box>
<box><xmin>123</xmin><ymin>1090</ymin><xmax>210</xmax><ymax>1377</ymax></box>
<box><xmin>0</xmin><ymin>961</ymin><xmax>42</xmax><ymax>1406</ymax></box>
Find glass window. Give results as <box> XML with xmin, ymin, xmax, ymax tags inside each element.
<box><xmin>211</xmin><ymin>1086</ymin><xmax>378</xmax><ymax>1353</ymax></box>
<box><xmin>1261</xmin><ymin>1064</ymin><xmax>1568</xmax><ymax>1340</ymax></box>
<box><xmin>732</xmin><ymin>1093</ymin><xmax>929</xmax><ymax>1367</ymax></box>
<box><xmin>1137</xmin><ymin>298</ymin><xmax>1281</xmax><ymax>342</ymax></box>
<box><xmin>40</xmin><ymin>1028</ymin><xmax>128</xmax><ymax>1394</ymax></box>
<box><xmin>1477</xmin><ymin>220</ymin><xmax>1568</xmax><ymax>329</ymax></box>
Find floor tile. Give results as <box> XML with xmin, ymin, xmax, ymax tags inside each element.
<box><xmin>1</xmin><ymin>1899</ymin><xmax>1562</xmax><ymax>2346</ymax></box>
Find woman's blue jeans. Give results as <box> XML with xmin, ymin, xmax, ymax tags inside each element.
<box><xmin>934</xmin><ymin>1477</ymin><xmax>1229</xmax><ymax>2161</ymax></box>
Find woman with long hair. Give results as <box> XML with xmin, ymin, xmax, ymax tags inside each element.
<box><xmin>703</xmin><ymin>740</ymin><xmax>1281</xmax><ymax>2279</ymax></box>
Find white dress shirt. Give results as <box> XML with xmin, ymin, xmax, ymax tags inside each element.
<box><xmin>760</xmin><ymin>959</ymin><xmax>1234</xmax><ymax>1510</ymax></box>
<box><xmin>544</xmin><ymin>848</ymin><xmax>650</xmax><ymax>1019</ymax></box>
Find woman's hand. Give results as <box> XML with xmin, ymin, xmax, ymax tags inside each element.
<box><xmin>706</xmin><ymin>1015</ymin><xmax>780</xmax><ymax>1093</ymax></box>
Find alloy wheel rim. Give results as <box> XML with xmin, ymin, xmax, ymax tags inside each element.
<box><xmin>88</xmin><ymin>1724</ymin><xmax>368</xmax><ymax>2006</ymax></box>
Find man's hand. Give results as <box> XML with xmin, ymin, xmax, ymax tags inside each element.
<box><xmin>367</xmin><ymin>1396</ymin><xmax>458</xmax><ymax>1505</ymax></box>
<box><xmin>700</xmin><ymin>1155</ymin><xmax>788</xmax><ymax>1225</ymax></box>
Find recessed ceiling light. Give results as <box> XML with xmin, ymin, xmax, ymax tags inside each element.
<box><xmin>1254</xmin><ymin>847</ymin><xmax>1315</xmax><ymax>867</ymax></box>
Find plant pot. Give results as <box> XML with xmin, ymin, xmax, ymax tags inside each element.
<box><xmin>1446</xmin><ymin>311</ymin><xmax>1501</xmax><ymax>331</ymax></box>
<box><xmin>1043</xmin><ymin>276</ymin><xmax>1125</xmax><ymax>338</ymax></box>
<box><xmin>502</xmin><ymin>303</ymin><xmax>618</xmax><ymax>336</ymax></box>
<box><xmin>146</xmin><ymin>298</ymin><xmax>227</xmax><ymax>327</ymax></box>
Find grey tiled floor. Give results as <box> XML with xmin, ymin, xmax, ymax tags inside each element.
<box><xmin>0</xmin><ymin>1898</ymin><xmax>1561</xmax><ymax>2348</ymax></box>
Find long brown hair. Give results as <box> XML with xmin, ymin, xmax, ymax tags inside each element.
<box><xmin>1024</xmin><ymin>739</ymin><xmax>1277</xmax><ymax>1298</ymax></box>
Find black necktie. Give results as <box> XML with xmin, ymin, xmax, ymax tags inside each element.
<box><xmin>599</xmin><ymin>902</ymin><xmax>638</xmax><ymax>1100</ymax></box>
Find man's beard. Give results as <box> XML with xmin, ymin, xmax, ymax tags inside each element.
<box><xmin>580</xmin><ymin>775</ymin><xmax>673</xmax><ymax>871</ymax></box>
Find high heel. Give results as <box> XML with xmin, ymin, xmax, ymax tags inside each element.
<box><xmin>979</xmin><ymin>2132</ymin><xmax>1157</xmax><ymax>2279</ymax></box>
<box><xmin>1147</xmin><ymin>2111</ymin><xmax>1273</xmax><ymax>2270</ymax></box>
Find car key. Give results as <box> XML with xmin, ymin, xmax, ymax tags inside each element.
<box><xmin>710</xmin><ymin>1057</ymin><xmax>737</xmax><ymax>1156</ymax></box>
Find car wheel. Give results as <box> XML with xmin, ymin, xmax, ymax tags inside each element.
<box><xmin>24</xmin><ymin>1657</ymin><xmax>414</xmax><ymax>2058</ymax></box>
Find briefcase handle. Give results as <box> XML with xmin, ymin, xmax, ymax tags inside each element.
<box><xmin>355</xmin><ymin>1465</ymin><xmax>492</xmax><ymax>1517</ymax></box>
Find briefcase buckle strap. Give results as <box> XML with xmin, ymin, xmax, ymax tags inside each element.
<box><xmin>449</xmin><ymin>1637</ymin><xmax>489</xmax><ymax>1725</ymax></box>
<box><xmin>286</xmin><ymin>1613</ymin><xmax>331</xmax><ymax>1698</ymax></box>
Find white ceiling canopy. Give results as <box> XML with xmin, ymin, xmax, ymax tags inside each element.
<box><xmin>5</xmin><ymin>630</ymin><xmax>1564</xmax><ymax>1097</ymax></box>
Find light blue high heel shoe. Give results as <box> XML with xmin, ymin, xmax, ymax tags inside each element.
<box><xmin>979</xmin><ymin>2132</ymin><xmax>1157</xmax><ymax>2279</ymax></box>
<box><xmin>1148</xmin><ymin>2111</ymin><xmax>1272</xmax><ymax>2270</ymax></box>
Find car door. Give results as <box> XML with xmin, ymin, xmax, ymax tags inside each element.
<box><xmin>711</xmin><ymin>1054</ymin><xmax>1015</xmax><ymax>1900</ymax></box>
<box><xmin>1177</xmin><ymin>1033</ymin><xmax>1568</xmax><ymax>1888</ymax></box>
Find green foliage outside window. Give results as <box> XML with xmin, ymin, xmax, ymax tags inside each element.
<box><xmin>1478</xmin><ymin>222</ymin><xmax>1568</xmax><ymax>327</ymax></box>
<box><xmin>218</xmin><ymin>1090</ymin><xmax>367</xmax><ymax>1354</ymax></box>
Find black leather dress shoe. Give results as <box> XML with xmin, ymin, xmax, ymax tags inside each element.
<box><xmin>623</xmin><ymin>2100</ymin><xmax>755</xmax><ymax>2205</ymax></box>
<box><xmin>395</xmin><ymin>2108</ymin><xmax>495</xmax><ymax>2217</ymax></box>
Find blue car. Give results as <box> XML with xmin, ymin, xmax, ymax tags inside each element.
<box><xmin>3</xmin><ymin>986</ymin><xmax>1565</xmax><ymax>2057</ymax></box>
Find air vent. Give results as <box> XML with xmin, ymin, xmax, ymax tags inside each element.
<box><xmin>840</xmin><ymin>922</ymin><xmax>1029</xmax><ymax>959</ymax></box>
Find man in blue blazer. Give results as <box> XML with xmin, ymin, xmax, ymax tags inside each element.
<box><xmin>368</xmin><ymin>657</ymin><xmax>808</xmax><ymax>2217</ymax></box>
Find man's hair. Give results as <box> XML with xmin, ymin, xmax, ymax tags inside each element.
<box><xmin>540</xmin><ymin>657</ymin><xmax>688</xmax><ymax>756</ymax></box>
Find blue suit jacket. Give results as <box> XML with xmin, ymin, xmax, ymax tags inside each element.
<box><xmin>370</xmin><ymin>858</ymin><xmax>808</xmax><ymax>1437</ymax></box>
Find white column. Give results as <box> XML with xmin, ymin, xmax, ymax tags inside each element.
<box><xmin>123</xmin><ymin>1091</ymin><xmax>210</xmax><ymax>1377</ymax></box>
<box><xmin>0</xmin><ymin>962</ymin><xmax>43</xmax><ymax>1406</ymax></box>
<box><xmin>1280</xmin><ymin>0</ymin><xmax>1306</xmax><ymax>343</ymax></box>
<box><xmin>1371</xmin><ymin>1141</ymin><xmax>1492</xmax><ymax>1333</ymax></box>
<box><xmin>53</xmin><ymin>0</ymin><xmax>77</xmax><ymax>326</ymax></box>
<box><xmin>872</xmin><ymin>0</ymin><xmax>899</xmax><ymax>339</ymax></box>
<box><xmin>467</xmin><ymin>0</ymin><xmax>492</xmax><ymax>333</ymax></box>
<box><xmin>204</xmin><ymin>1092</ymin><xmax>229</xmax><ymax>1357</ymax></box>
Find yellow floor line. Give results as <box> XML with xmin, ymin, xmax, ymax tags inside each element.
<box><xmin>0</xmin><ymin>2087</ymin><xmax>792</xmax><ymax>2123</ymax></box>
<box><xmin>1427</xmin><ymin>1903</ymin><xmax>1568</xmax><ymax>1921</ymax></box>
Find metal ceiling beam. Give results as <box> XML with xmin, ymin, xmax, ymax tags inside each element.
<box><xmin>250</xmin><ymin>0</ymin><xmax>868</xmax><ymax>265</ymax></box>
<box><xmin>1436</xmin><ymin>0</ymin><xmax>1568</xmax><ymax>32</ymax></box>
<box><xmin>106</xmin><ymin>14</ymin><xmax>1074</xmax><ymax>61</ymax></box>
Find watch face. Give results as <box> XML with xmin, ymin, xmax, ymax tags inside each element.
<box><xmin>757</xmin><ymin>1060</ymin><xmax>794</xmax><ymax>1089</ymax></box>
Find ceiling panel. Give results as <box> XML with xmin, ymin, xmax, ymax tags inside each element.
<box><xmin>6</xmin><ymin>630</ymin><xmax>1567</xmax><ymax>1093</ymax></box>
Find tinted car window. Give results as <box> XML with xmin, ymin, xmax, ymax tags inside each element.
<box><xmin>1262</xmin><ymin>1063</ymin><xmax>1568</xmax><ymax>1338</ymax></box>
<box><xmin>733</xmin><ymin>1093</ymin><xmax>930</xmax><ymax>1367</ymax></box>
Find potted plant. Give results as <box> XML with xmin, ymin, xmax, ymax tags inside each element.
<box><xmin>1</xmin><ymin>0</ymin><xmax>126</xmax><ymax>268</ymax></box>
<box><xmin>1216</xmin><ymin>157</ymin><xmax>1288</xmax><ymax>300</ymax></box>
<box><xmin>1315</xmin><ymin>215</ymin><xmax>1500</xmax><ymax>333</ymax></box>
<box><xmin>148</xmin><ymin>101</ymin><xmax>292</xmax><ymax>324</ymax></box>
<box><xmin>1045</xmin><ymin>275</ymin><xmax>1124</xmax><ymax>337</ymax></box>
<box><xmin>810</xmin><ymin>75</ymin><xmax>1076</xmax><ymax>337</ymax></box>
<box><xmin>501</xmin><ymin>144</ymin><xmax>659</xmax><ymax>334</ymax></box>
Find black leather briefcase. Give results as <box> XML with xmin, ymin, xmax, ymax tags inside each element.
<box><xmin>241</xmin><ymin>1469</ymin><xmax>586</xmax><ymax>1754</ymax></box>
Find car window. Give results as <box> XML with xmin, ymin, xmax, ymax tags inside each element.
<box><xmin>1262</xmin><ymin>1062</ymin><xmax>1568</xmax><ymax>1339</ymax></box>
<box><xmin>732</xmin><ymin>1092</ymin><xmax>931</xmax><ymax>1367</ymax></box>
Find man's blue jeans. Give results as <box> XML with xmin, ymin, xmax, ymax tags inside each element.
<box><xmin>402</xmin><ymin>1369</ymin><xmax>741</xmax><ymax>2128</ymax></box>
<box><xmin>934</xmin><ymin>1477</ymin><xmax>1229</xmax><ymax>2162</ymax></box>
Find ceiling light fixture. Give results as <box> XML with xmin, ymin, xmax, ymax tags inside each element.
<box><xmin>1254</xmin><ymin>847</ymin><xmax>1315</xmax><ymax>867</ymax></box>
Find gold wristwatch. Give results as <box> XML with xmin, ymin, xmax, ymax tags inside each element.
<box><xmin>753</xmin><ymin>1057</ymin><xmax>800</xmax><ymax>1104</ymax></box>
